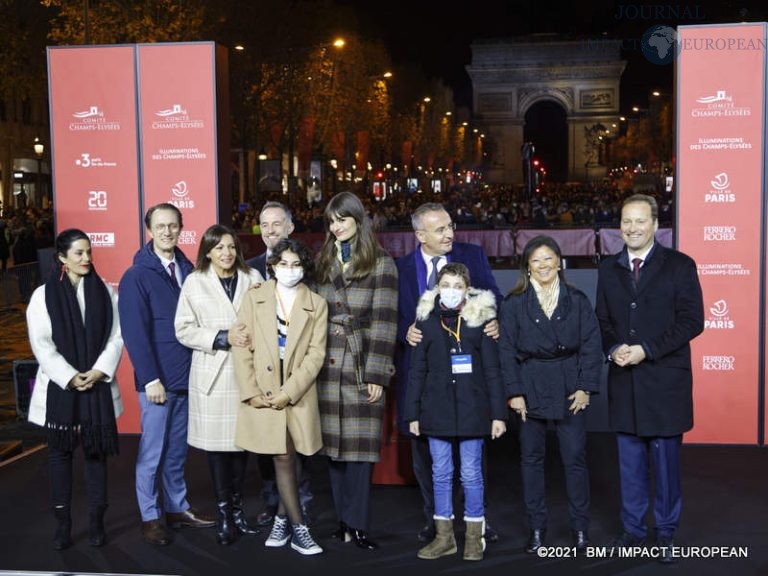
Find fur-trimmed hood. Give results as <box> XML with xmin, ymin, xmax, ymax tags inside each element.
<box><xmin>415</xmin><ymin>287</ymin><xmax>497</xmax><ymax>327</ymax></box>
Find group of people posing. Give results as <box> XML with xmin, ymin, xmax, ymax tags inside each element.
<box><xmin>26</xmin><ymin>192</ymin><xmax>703</xmax><ymax>565</ymax></box>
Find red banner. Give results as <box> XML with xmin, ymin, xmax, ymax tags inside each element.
<box><xmin>677</xmin><ymin>24</ymin><xmax>766</xmax><ymax>443</ymax></box>
<box><xmin>332</xmin><ymin>131</ymin><xmax>345</xmax><ymax>162</ymax></box>
<box><xmin>137</xmin><ymin>43</ymin><xmax>219</xmax><ymax>262</ymax></box>
<box><xmin>356</xmin><ymin>130</ymin><xmax>369</xmax><ymax>169</ymax></box>
<box><xmin>298</xmin><ymin>116</ymin><xmax>315</xmax><ymax>170</ymax></box>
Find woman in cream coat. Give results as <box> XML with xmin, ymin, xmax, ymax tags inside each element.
<box><xmin>233</xmin><ymin>238</ymin><xmax>327</xmax><ymax>555</ymax></box>
<box><xmin>175</xmin><ymin>224</ymin><xmax>263</xmax><ymax>545</ymax></box>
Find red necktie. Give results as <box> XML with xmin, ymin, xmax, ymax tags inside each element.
<box><xmin>632</xmin><ymin>258</ymin><xmax>642</xmax><ymax>284</ymax></box>
<box><xmin>168</xmin><ymin>262</ymin><xmax>180</xmax><ymax>288</ymax></box>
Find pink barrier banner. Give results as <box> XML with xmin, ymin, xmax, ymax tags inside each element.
<box><xmin>137</xmin><ymin>42</ymin><xmax>219</xmax><ymax>262</ymax></box>
<box><xmin>239</xmin><ymin>229</ymin><xmax>515</xmax><ymax>260</ymax></box>
<box><xmin>677</xmin><ymin>24</ymin><xmax>765</xmax><ymax>444</ymax></box>
<box><xmin>599</xmin><ymin>228</ymin><xmax>673</xmax><ymax>256</ymax></box>
<box><xmin>515</xmin><ymin>229</ymin><xmax>595</xmax><ymax>256</ymax></box>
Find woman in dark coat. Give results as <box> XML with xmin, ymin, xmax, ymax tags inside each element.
<box><xmin>498</xmin><ymin>235</ymin><xmax>602</xmax><ymax>554</ymax></box>
<box><xmin>405</xmin><ymin>263</ymin><xmax>506</xmax><ymax>562</ymax></box>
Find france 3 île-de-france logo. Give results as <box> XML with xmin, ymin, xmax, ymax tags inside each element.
<box><xmin>705</xmin><ymin>299</ymin><xmax>734</xmax><ymax>330</ymax></box>
<box><xmin>169</xmin><ymin>180</ymin><xmax>195</xmax><ymax>209</ymax></box>
<box><xmin>706</xmin><ymin>172</ymin><xmax>735</xmax><ymax>203</ymax></box>
<box><xmin>69</xmin><ymin>105</ymin><xmax>120</xmax><ymax>132</ymax></box>
<box><xmin>641</xmin><ymin>25</ymin><xmax>678</xmax><ymax>65</ymax></box>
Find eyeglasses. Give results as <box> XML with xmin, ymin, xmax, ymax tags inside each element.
<box><xmin>274</xmin><ymin>261</ymin><xmax>303</xmax><ymax>269</ymax></box>
<box><xmin>428</xmin><ymin>222</ymin><xmax>456</xmax><ymax>236</ymax></box>
<box><xmin>152</xmin><ymin>223</ymin><xmax>181</xmax><ymax>233</ymax></box>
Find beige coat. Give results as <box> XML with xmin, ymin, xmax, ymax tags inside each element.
<box><xmin>233</xmin><ymin>280</ymin><xmax>327</xmax><ymax>455</ymax></box>
<box><xmin>175</xmin><ymin>266</ymin><xmax>263</xmax><ymax>451</ymax></box>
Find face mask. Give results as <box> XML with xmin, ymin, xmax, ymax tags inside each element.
<box><xmin>440</xmin><ymin>287</ymin><xmax>465</xmax><ymax>309</ymax></box>
<box><xmin>273</xmin><ymin>267</ymin><xmax>304</xmax><ymax>287</ymax></box>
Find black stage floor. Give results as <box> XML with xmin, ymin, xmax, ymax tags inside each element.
<box><xmin>0</xmin><ymin>432</ymin><xmax>766</xmax><ymax>576</ymax></box>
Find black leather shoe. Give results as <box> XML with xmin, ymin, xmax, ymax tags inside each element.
<box><xmin>608</xmin><ymin>530</ymin><xmax>644</xmax><ymax>552</ymax></box>
<box><xmin>166</xmin><ymin>508</ymin><xmax>216</xmax><ymax>528</ymax></box>
<box><xmin>657</xmin><ymin>536</ymin><xmax>677</xmax><ymax>564</ymax></box>
<box><xmin>231</xmin><ymin>493</ymin><xmax>259</xmax><ymax>535</ymax></box>
<box><xmin>142</xmin><ymin>519</ymin><xmax>171</xmax><ymax>546</ymax></box>
<box><xmin>350</xmin><ymin>529</ymin><xmax>378</xmax><ymax>550</ymax></box>
<box><xmin>484</xmin><ymin>522</ymin><xmax>500</xmax><ymax>543</ymax></box>
<box><xmin>572</xmin><ymin>530</ymin><xmax>590</xmax><ymax>553</ymax></box>
<box><xmin>256</xmin><ymin>506</ymin><xmax>277</xmax><ymax>527</ymax></box>
<box><xmin>525</xmin><ymin>528</ymin><xmax>546</xmax><ymax>554</ymax></box>
<box><xmin>331</xmin><ymin>521</ymin><xmax>351</xmax><ymax>541</ymax></box>
<box><xmin>417</xmin><ymin>521</ymin><xmax>435</xmax><ymax>542</ymax></box>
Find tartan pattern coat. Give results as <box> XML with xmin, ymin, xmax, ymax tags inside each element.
<box><xmin>232</xmin><ymin>280</ymin><xmax>327</xmax><ymax>456</ymax></box>
<box><xmin>174</xmin><ymin>266</ymin><xmax>263</xmax><ymax>451</ymax></box>
<box><xmin>315</xmin><ymin>253</ymin><xmax>398</xmax><ymax>462</ymax></box>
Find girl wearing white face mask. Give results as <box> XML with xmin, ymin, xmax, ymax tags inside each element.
<box><xmin>404</xmin><ymin>263</ymin><xmax>507</xmax><ymax>562</ymax></box>
<box><xmin>232</xmin><ymin>238</ymin><xmax>328</xmax><ymax>556</ymax></box>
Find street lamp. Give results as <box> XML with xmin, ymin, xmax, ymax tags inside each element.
<box><xmin>34</xmin><ymin>138</ymin><xmax>44</xmax><ymax>208</ymax></box>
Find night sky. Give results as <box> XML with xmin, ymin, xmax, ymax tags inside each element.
<box><xmin>347</xmin><ymin>0</ymin><xmax>768</xmax><ymax>112</ymax></box>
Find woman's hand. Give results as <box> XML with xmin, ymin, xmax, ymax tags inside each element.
<box><xmin>366</xmin><ymin>383</ymin><xmax>383</xmax><ymax>403</ymax></box>
<box><xmin>269</xmin><ymin>391</ymin><xmax>291</xmax><ymax>410</ymax></box>
<box><xmin>81</xmin><ymin>369</ymin><xmax>106</xmax><ymax>388</ymax></box>
<box><xmin>228</xmin><ymin>322</ymin><xmax>251</xmax><ymax>348</ymax></box>
<box><xmin>409</xmin><ymin>421</ymin><xmax>420</xmax><ymax>436</ymax></box>
<box><xmin>483</xmin><ymin>319</ymin><xmax>500</xmax><ymax>340</ymax></box>
<box><xmin>491</xmin><ymin>419</ymin><xmax>506</xmax><ymax>439</ymax></box>
<box><xmin>568</xmin><ymin>390</ymin><xmax>590</xmax><ymax>414</ymax></box>
<box><xmin>247</xmin><ymin>394</ymin><xmax>271</xmax><ymax>408</ymax></box>
<box><xmin>508</xmin><ymin>396</ymin><xmax>527</xmax><ymax>422</ymax></box>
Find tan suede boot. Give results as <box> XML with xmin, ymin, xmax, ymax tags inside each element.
<box><xmin>417</xmin><ymin>518</ymin><xmax>457</xmax><ymax>559</ymax></box>
<box><xmin>463</xmin><ymin>517</ymin><xmax>486</xmax><ymax>561</ymax></box>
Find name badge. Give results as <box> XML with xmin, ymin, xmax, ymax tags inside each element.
<box><xmin>451</xmin><ymin>354</ymin><xmax>472</xmax><ymax>374</ymax></box>
<box><xmin>278</xmin><ymin>336</ymin><xmax>286</xmax><ymax>360</ymax></box>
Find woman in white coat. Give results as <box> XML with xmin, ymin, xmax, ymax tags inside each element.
<box><xmin>175</xmin><ymin>224</ymin><xmax>263</xmax><ymax>545</ymax></box>
<box><xmin>27</xmin><ymin>229</ymin><xmax>123</xmax><ymax>550</ymax></box>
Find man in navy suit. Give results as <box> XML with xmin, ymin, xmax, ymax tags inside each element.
<box><xmin>396</xmin><ymin>202</ymin><xmax>502</xmax><ymax>542</ymax></box>
<box><xmin>596</xmin><ymin>194</ymin><xmax>703</xmax><ymax>564</ymax></box>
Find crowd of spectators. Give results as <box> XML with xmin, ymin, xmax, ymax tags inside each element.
<box><xmin>232</xmin><ymin>181</ymin><xmax>674</xmax><ymax>235</ymax></box>
<box><xmin>0</xmin><ymin>205</ymin><xmax>55</xmax><ymax>270</ymax></box>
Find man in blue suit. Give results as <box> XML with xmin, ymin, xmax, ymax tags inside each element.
<box><xmin>119</xmin><ymin>203</ymin><xmax>215</xmax><ymax>545</ymax></box>
<box><xmin>396</xmin><ymin>202</ymin><xmax>502</xmax><ymax>542</ymax></box>
<box><xmin>596</xmin><ymin>194</ymin><xmax>703</xmax><ymax>564</ymax></box>
<box><xmin>245</xmin><ymin>201</ymin><xmax>294</xmax><ymax>278</ymax></box>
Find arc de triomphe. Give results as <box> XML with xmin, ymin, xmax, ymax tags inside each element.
<box><xmin>466</xmin><ymin>37</ymin><xmax>626</xmax><ymax>184</ymax></box>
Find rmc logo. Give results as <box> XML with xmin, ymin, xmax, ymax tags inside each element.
<box><xmin>88</xmin><ymin>190</ymin><xmax>108</xmax><ymax>210</ymax></box>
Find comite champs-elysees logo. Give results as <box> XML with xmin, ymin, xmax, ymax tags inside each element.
<box><xmin>69</xmin><ymin>105</ymin><xmax>121</xmax><ymax>132</ymax></box>
<box><xmin>151</xmin><ymin>103</ymin><xmax>204</xmax><ymax>130</ymax></box>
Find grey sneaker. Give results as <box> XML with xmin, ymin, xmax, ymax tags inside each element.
<box><xmin>265</xmin><ymin>515</ymin><xmax>290</xmax><ymax>547</ymax></box>
<box><xmin>291</xmin><ymin>523</ymin><xmax>323</xmax><ymax>555</ymax></box>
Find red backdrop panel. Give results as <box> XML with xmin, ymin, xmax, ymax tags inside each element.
<box><xmin>677</xmin><ymin>24</ymin><xmax>766</xmax><ymax>443</ymax></box>
<box><xmin>137</xmin><ymin>43</ymin><xmax>219</xmax><ymax>262</ymax></box>
<box><xmin>48</xmin><ymin>46</ymin><xmax>144</xmax><ymax>434</ymax></box>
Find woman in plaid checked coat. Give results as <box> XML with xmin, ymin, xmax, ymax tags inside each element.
<box><xmin>315</xmin><ymin>192</ymin><xmax>398</xmax><ymax>550</ymax></box>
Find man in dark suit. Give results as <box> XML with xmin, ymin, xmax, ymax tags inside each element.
<box><xmin>245</xmin><ymin>201</ymin><xmax>294</xmax><ymax>277</ymax></box>
<box><xmin>596</xmin><ymin>194</ymin><xmax>704</xmax><ymax>564</ymax></box>
<box><xmin>244</xmin><ymin>201</ymin><xmax>314</xmax><ymax>526</ymax></box>
<box><xmin>396</xmin><ymin>202</ymin><xmax>502</xmax><ymax>542</ymax></box>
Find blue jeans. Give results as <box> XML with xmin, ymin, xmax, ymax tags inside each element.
<box><xmin>428</xmin><ymin>437</ymin><xmax>484</xmax><ymax>519</ymax></box>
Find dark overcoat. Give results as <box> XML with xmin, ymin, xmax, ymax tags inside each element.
<box><xmin>499</xmin><ymin>283</ymin><xmax>603</xmax><ymax>420</ymax></box>
<box><xmin>315</xmin><ymin>253</ymin><xmax>398</xmax><ymax>462</ymax></box>
<box><xmin>595</xmin><ymin>243</ymin><xmax>704</xmax><ymax>437</ymax></box>
<box><xmin>404</xmin><ymin>288</ymin><xmax>506</xmax><ymax>437</ymax></box>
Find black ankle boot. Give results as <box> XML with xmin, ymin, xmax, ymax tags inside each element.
<box><xmin>350</xmin><ymin>528</ymin><xmax>378</xmax><ymax>550</ymax></box>
<box><xmin>53</xmin><ymin>505</ymin><xmax>72</xmax><ymax>550</ymax></box>
<box><xmin>525</xmin><ymin>528</ymin><xmax>546</xmax><ymax>554</ymax></box>
<box><xmin>231</xmin><ymin>493</ymin><xmax>259</xmax><ymax>535</ymax></box>
<box><xmin>331</xmin><ymin>521</ymin><xmax>350</xmax><ymax>541</ymax></box>
<box><xmin>215</xmin><ymin>500</ymin><xmax>237</xmax><ymax>546</ymax></box>
<box><xmin>89</xmin><ymin>504</ymin><xmax>107</xmax><ymax>547</ymax></box>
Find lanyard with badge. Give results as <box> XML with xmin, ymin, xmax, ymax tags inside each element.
<box><xmin>442</xmin><ymin>316</ymin><xmax>472</xmax><ymax>374</ymax></box>
<box><xmin>276</xmin><ymin>289</ymin><xmax>290</xmax><ymax>361</ymax></box>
